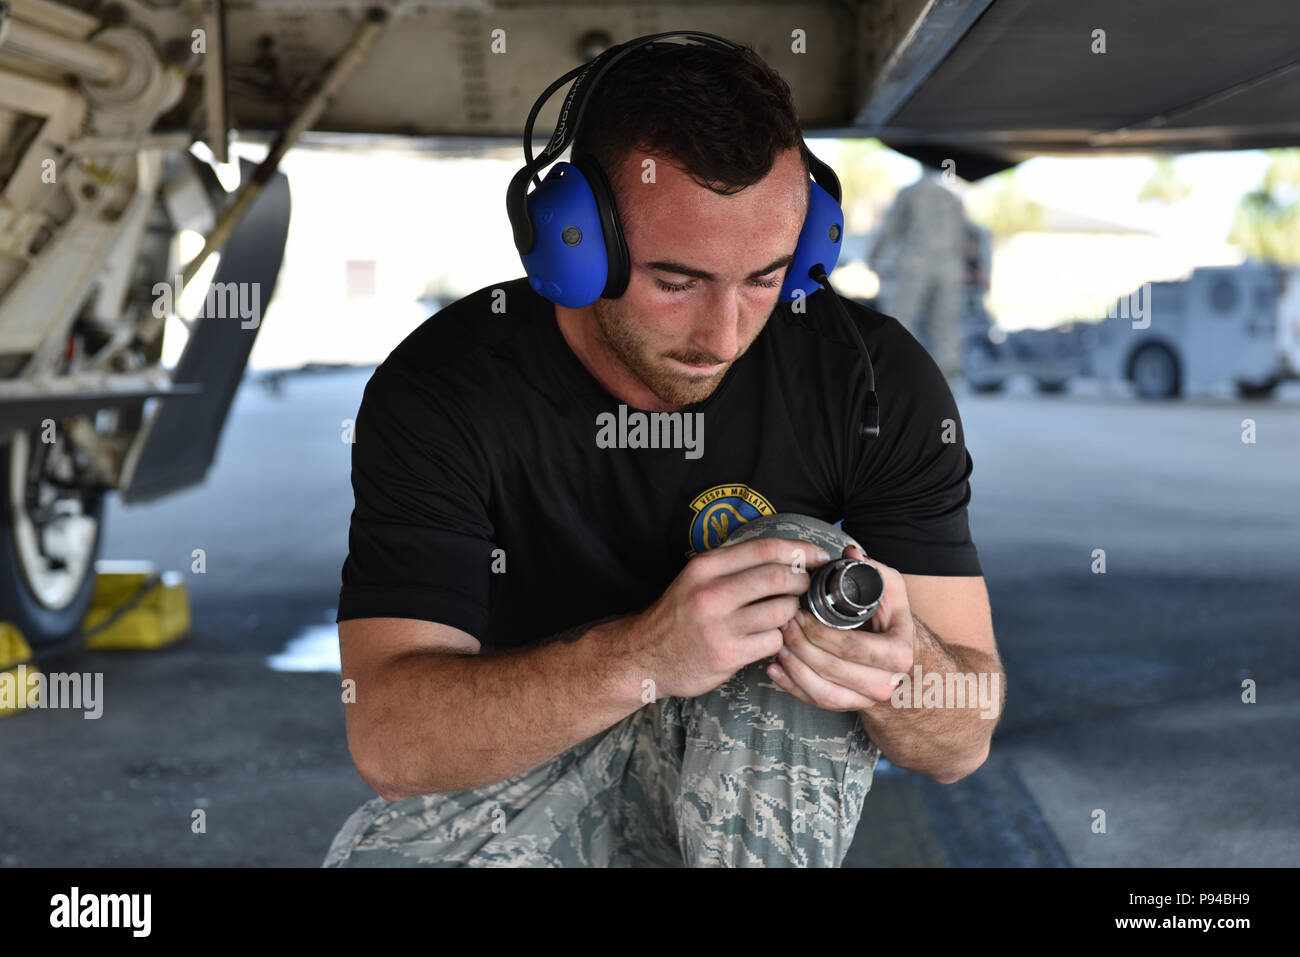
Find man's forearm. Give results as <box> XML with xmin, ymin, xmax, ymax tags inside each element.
<box><xmin>351</xmin><ymin>616</ymin><xmax>645</xmax><ymax>800</ymax></box>
<box><xmin>856</xmin><ymin>614</ymin><xmax>1005</xmax><ymax>784</ymax></box>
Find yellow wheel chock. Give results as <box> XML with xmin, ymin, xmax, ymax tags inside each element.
<box><xmin>0</xmin><ymin>561</ymin><xmax>190</xmax><ymax>717</ymax></box>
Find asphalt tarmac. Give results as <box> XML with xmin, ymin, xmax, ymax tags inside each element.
<box><xmin>1</xmin><ymin>367</ymin><xmax>1295</xmax><ymax>866</ymax></box>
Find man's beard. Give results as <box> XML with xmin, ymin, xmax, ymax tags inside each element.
<box><xmin>590</xmin><ymin>296</ymin><xmax>768</xmax><ymax>408</ymax></box>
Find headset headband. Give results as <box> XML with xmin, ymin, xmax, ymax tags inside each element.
<box><xmin>506</xmin><ymin>31</ymin><xmax>841</xmax><ymax>255</ymax></box>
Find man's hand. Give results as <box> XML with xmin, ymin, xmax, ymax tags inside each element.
<box><xmin>617</xmin><ymin>537</ymin><xmax>834</xmax><ymax>700</ymax></box>
<box><xmin>767</xmin><ymin>546</ymin><xmax>915</xmax><ymax>711</ymax></box>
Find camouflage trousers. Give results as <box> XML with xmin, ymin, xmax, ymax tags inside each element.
<box><xmin>322</xmin><ymin>658</ymin><xmax>881</xmax><ymax>867</ymax></box>
<box><xmin>879</xmin><ymin>265</ymin><xmax>965</xmax><ymax>382</ymax></box>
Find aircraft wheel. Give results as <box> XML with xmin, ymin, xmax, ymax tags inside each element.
<box><xmin>0</xmin><ymin>428</ymin><xmax>105</xmax><ymax>650</ymax></box>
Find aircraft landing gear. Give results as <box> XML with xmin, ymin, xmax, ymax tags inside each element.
<box><xmin>0</xmin><ymin>428</ymin><xmax>106</xmax><ymax>650</ymax></box>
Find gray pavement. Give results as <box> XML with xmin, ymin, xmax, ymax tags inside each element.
<box><xmin>848</xmin><ymin>383</ymin><xmax>1300</xmax><ymax>866</ymax></box>
<box><xmin>0</xmin><ymin>367</ymin><xmax>1295</xmax><ymax>866</ymax></box>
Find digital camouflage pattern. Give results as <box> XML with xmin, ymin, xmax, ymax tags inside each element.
<box><xmin>324</xmin><ymin>515</ymin><xmax>880</xmax><ymax>867</ymax></box>
<box><xmin>871</xmin><ymin>172</ymin><xmax>969</xmax><ymax>382</ymax></box>
<box><xmin>324</xmin><ymin>662</ymin><xmax>880</xmax><ymax>867</ymax></box>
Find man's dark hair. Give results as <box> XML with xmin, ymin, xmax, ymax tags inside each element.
<box><xmin>571</xmin><ymin>41</ymin><xmax>809</xmax><ymax>207</ymax></box>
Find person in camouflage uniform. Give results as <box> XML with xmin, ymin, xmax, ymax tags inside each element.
<box><xmin>325</xmin><ymin>516</ymin><xmax>880</xmax><ymax>867</ymax></box>
<box><xmin>327</xmin><ymin>38</ymin><xmax>1000</xmax><ymax>868</ymax></box>
<box><xmin>871</xmin><ymin>170</ymin><xmax>969</xmax><ymax>383</ymax></box>
<box><xmin>324</xmin><ymin>659</ymin><xmax>880</xmax><ymax>867</ymax></box>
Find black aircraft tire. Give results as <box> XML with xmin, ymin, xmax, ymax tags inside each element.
<box><xmin>0</xmin><ymin>431</ymin><xmax>105</xmax><ymax>651</ymax></box>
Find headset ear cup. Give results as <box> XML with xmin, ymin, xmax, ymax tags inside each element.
<box><xmin>780</xmin><ymin>177</ymin><xmax>844</xmax><ymax>303</ymax></box>
<box><xmin>571</xmin><ymin>153</ymin><xmax>630</xmax><ymax>298</ymax></box>
<box><xmin>520</xmin><ymin>163</ymin><xmax>609</xmax><ymax>308</ymax></box>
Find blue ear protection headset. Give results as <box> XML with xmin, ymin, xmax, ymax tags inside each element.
<box><xmin>505</xmin><ymin>31</ymin><xmax>879</xmax><ymax>439</ymax></box>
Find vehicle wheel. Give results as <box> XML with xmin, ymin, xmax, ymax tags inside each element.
<box><xmin>1129</xmin><ymin>343</ymin><xmax>1181</xmax><ymax>398</ymax></box>
<box><xmin>0</xmin><ymin>428</ymin><xmax>106</xmax><ymax>651</ymax></box>
<box><xmin>964</xmin><ymin>338</ymin><xmax>1005</xmax><ymax>393</ymax></box>
<box><xmin>1235</xmin><ymin>378</ymin><xmax>1277</xmax><ymax>399</ymax></box>
<box><xmin>1036</xmin><ymin>378</ymin><xmax>1068</xmax><ymax>394</ymax></box>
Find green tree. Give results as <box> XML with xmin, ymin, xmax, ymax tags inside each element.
<box><xmin>1228</xmin><ymin>148</ymin><xmax>1300</xmax><ymax>264</ymax></box>
<box><xmin>965</xmin><ymin>168</ymin><xmax>1044</xmax><ymax>237</ymax></box>
<box><xmin>1137</xmin><ymin>156</ymin><xmax>1193</xmax><ymax>205</ymax></box>
<box><xmin>833</xmin><ymin>138</ymin><xmax>900</xmax><ymax>233</ymax></box>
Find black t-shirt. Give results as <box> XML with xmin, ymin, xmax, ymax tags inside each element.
<box><xmin>337</xmin><ymin>276</ymin><xmax>981</xmax><ymax>653</ymax></box>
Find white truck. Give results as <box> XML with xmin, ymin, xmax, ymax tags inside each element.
<box><xmin>963</xmin><ymin>261</ymin><xmax>1300</xmax><ymax>398</ymax></box>
<box><xmin>1085</xmin><ymin>261</ymin><xmax>1300</xmax><ymax>399</ymax></box>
